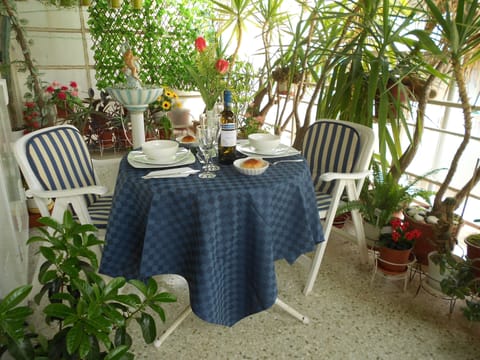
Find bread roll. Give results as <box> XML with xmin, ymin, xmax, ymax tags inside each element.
<box><xmin>181</xmin><ymin>135</ymin><xmax>196</xmax><ymax>143</ymax></box>
<box><xmin>241</xmin><ymin>158</ymin><xmax>265</xmax><ymax>169</ymax></box>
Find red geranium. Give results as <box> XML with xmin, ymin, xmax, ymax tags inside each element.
<box><xmin>22</xmin><ymin>80</ymin><xmax>83</xmax><ymax>132</ymax></box>
<box><xmin>379</xmin><ymin>218</ymin><xmax>422</xmax><ymax>250</ymax></box>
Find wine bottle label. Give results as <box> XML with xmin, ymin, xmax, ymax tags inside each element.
<box><xmin>221</xmin><ymin>123</ymin><xmax>235</xmax><ymax>131</ymax></box>
<box><xmin>221</xmin><ymin>129</ymin><xmax>236</xmax><ymax>147</ymax></box>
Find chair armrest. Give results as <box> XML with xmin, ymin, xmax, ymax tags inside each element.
<box><xmin>319</xmin><ymin>170</ymin><xmax>371</xmax><ymax>182</ymax></box>
<box><xmin>26</xmin><ymin>185</ymin><xmax>108</xmax><ymax>199</ymax></box>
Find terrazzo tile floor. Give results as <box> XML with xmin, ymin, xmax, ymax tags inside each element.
<box><xmin>29</xmin><ymin>155</ymin><xmax>480</xmax><ymax>359</ymax></box>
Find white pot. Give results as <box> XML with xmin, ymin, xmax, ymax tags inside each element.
<box><xmin>427</xmin><ymin>251</ymin><xmax>461</xmax><ymax>292</ymax></box>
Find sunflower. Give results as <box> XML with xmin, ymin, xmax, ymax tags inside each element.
<box><xmin>149</xmin><ymin>87</ymin><xmax>180</xmax><ymax>113</ymax></box>
<box><xmin>161</xmin><ymin>100</ymin><xmax>171</xmax><ymax>111</ymax></box>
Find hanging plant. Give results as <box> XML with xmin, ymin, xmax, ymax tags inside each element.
<box><xmin>110</xmin><ymin>0</ymin><xmax>122</xmax><ymax>8</ymax></box>
<box><xmin>132</xmin><ymin>0</ymin><xmax>142</xmax><ymax>9</ymax></box>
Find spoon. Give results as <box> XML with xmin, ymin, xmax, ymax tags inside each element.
<box><xmin>270</xmin><ymin>159</ymin><xmax>304</xmax><ymax>166</ymax></box>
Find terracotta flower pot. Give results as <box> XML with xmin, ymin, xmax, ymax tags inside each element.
<box><xmin>378</xmin><ymin>246</ymin><xmax>412</xmax><ymax>273</ymax></box>
<box><xmin>465</xmin><ymin>235</ymin><xmax>480</xmax><ymax>277</ymax></box>
<box><xmin>404</xmin><ymin>212</ymin><xmax>462</xmax><ymax>266</ymax></box>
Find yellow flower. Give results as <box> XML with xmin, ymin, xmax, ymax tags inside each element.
<box><xmin>161</xmin><ymin>101</ymin><xmax>171</xmax><ymax>111</ymax></box>
<box><xmin>150</xmin><ymin>87</ymin><xmax>179</xmax><ymax>113</ymax></box>
<box><xmin>164</xmin><ymin>89</ymin><xmax>176</xmax><ymax>98</ymax></box>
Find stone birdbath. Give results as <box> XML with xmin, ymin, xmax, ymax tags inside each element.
<box><xmin>106</xmin><ymin>86</ymin><xmax>162</xmax><ymax>148</ymax></box>
<box><xmin>106</xmin><ymin>46</ymin><xmax>162</xmax><ymax>148</ymax></box>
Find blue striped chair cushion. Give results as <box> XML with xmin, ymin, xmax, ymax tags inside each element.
<box><xmin>315</xmin><ymin>192</ymin><xmax>332</xmax><ymax>213</ymax></box>
<box><xmin>25</xmin><ymin>126</ymin><xmax>111</xmax><ymax>228</ymax></box>
<box><xmin>88</xmin><ymin>195</ymin><xmax>112</xmax><ymax>229</ymax></box>
<box><xmin>302</xmin><ymin>121</ymin><xmax>361</xmax><ymax>195</ymax></box>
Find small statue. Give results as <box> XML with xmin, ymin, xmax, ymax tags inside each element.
<box><xmin>122</xmin><ymin>47</ymin><xmax>142</xmax><ymax>88</ymax></box>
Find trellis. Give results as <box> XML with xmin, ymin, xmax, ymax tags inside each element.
<box><xmin>88</xmin><ymin>0</ymin><xmax>214</xmax><ymax>90</ymax></box>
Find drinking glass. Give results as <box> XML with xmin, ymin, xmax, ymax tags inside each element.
<box><xmin>199</xmin><ymin>111</ymin><xmax>221</xmax><ymax>171</ymax></box>
<box><xmin>197</xmin><ymin>124</ymin><xmax>220</xmax><ymax>179</ymax></box>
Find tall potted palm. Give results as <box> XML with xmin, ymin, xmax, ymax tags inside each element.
<box><xmin>403</xmin><ymin>0</ymin><xmax>480</xmax><ymax>265</ymax></box>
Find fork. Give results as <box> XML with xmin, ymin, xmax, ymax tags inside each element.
<box><xmin>270</xmin><ymin>159</ymin><xmax>304</xmax><ymax>166</ymax></box>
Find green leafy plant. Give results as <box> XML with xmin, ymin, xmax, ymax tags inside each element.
<box><xmin>146</xmin><ymin>87</ymin><xmax>181</xmax><ymax>139</ymax></box>
<box><xmin>0</xmin><ymin>285</ymin><xmax>34</xmax><ymax>359</ymax></box>
<box><xmin>337</xmin><ymin>162</ymin><xmax>437</xmax><ymax>228</ymax></box>
<box><xmin>0</xmin><ymin>211</ymin><xmax>176</xmax><ymax>359</ymax></box>
<box><xmin>439</xmin><ymin>253</ymin><xmax>480</xmax><ymax>323</ymax></box>
<box><xmin>237</xmin><ymin>115</ymin><xmax>268</xmax><ymax>139</ymax></box>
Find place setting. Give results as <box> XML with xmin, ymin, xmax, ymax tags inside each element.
<box><xmin>237</xmin><ymin>133</ymin><xmax>301</xmax><ymax>158</ymax></box>
<box><xmin>127</xmin><ymin>139</ymin><xmax>196</xmax><ymax>169</ymax></box>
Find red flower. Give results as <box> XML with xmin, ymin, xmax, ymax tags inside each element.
<box><xmin>45</xmin><ymin>86</ymin><xmax>55</xmax><ymax>93</ymax></box>
<box><xmin>380</xmin><ymin>218</ymin><xmax>422</xmax><ymax>250</ymax></box>
<box><xmin>25</xmin><ymin>102</ymin><xmax>36</xmax><ymax>108</ymax></box>
<box><xmin>57</xmin><ymin>92</ymin><xmax>67</xmax><ymax>100</ymax></box>
<box><xmin>391</xmin><ymin>231</ymin><xmax>400</xmax><ymax>242</ymax></box>
<box><xmin>390</xmin><ymin>218</ymin><xmax>402</xmax><ymax>229</ymax></box>
<box><xmin>215</xmin><ymin>59</ymin><xmax>229</xmax><ymax>74</ymax></box>
<box><xmin>195</xmin><ymin>37</ymin><xmax>207</xmax><ymax>52</ymax></box>
<box><xmin>70</xmin><ymin>81</ymin><xmax>78</xmax><ymax>88</ymax></box>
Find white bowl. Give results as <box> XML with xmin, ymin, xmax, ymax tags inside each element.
<box><xmin>233</xmin><ymin>157</ymin><xmax>269</xmax><ymax>176</ymax></box>
<box><xmin>106</xmin><ymin>87</ymin><xmax>163</xmax><ymax>111</ymax></box>
<box><xmin>248</xmin><ymin>133</ymin><xmax>281</xmax><ymax>153</ymax></box>
<box><xmin>142</xmin><ymin>140</ymin><xmax>179</xmax><ymax>162</ymax></box>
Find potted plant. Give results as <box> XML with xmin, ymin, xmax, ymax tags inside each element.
<box><xmin>465</xmin><ymin>229</ymin><xmax>480</xmax><ymax>277</ymax></box>
<box><xmin>147</xmin><ymin>87</ymin><xmax>181</xmax><ymax>140</ymax></box>
<box><xmin>271</xmin><ymin>65</ymin><xmax>302</xmax><ymax>96</ymax></box>
<box><xmin>337</xmin><ymin>162</ymin><xmax>435</xmax><ymax>246</ymax></box>
<box><xmin>0</xmin><ymin>210</ymin><xmax>176</xmax><ymax>359</ymax></box>
<box><xmin>376</xmin><ymin>0</ymin><xmax>480</xmax><ymax>270</ymax></box>
<box><xmin>237</xmin><ymin>114</ymin><xmax>267</xmax><ymax>139</ymax></box>
<box><xmin>376</xmin><ymin>217</ymin><xmax>422</xmax><ymax>273</ymax></box>
<box><xmin>439</xmin><ymin>253</ymin><xmax>480</xmax><ymax>323</ymax></box>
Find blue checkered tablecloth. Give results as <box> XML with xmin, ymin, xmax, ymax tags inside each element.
<box><xmin>100</xmin><ymin>151</ymin><xmax>323</xmax><ymax>326</ymax></box>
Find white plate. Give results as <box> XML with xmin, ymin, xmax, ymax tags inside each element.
<box><xmin>237</xmin><ymin>142</ymin><xmax>301</xmax><ymax>158</ymax></box>
<box><xmin>132</xmin><ymin>148</ymin><xmax>189</xmax><ymax>165</ymax></box>
<box><xmin>127</xmin><ymin>150</ymin><xmax>196</xmax><ymax>169</ymax></box>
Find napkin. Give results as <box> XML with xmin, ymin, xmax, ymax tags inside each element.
<box><xmin>142</xmin><ymin>167</ymin><xmax>199</xmax><ymax>179</ymax></box>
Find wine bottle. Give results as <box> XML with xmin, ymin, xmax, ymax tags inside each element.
<box><xmin>218</xmin><ymin>90</ymin><xmax>236</xmax><ymax>164</ymax></box>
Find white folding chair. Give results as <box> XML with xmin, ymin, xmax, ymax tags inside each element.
<box><xmin>302</xmin><ymin>119</ymin><xmax>375</xmax><ymax>295</ymax></box>
<box><xmin>14</xmin><ymin>124</ymin><xmax>112</xmax><ymax>228</ymax></box>
<box><xmin>13</xmin><ymin>125</ymin><xmax>112</xmax><ymax>284</ymax></box>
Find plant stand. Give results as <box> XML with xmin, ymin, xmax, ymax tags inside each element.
<box><xmin>371</xmin><ymin>250</ymin><xmax>417</xmax><ymax>291</ymax></box>
<box><xmin>415</xmin><ymin>272</ymin><xmax>457</xmax><ymax>315</ymax></box>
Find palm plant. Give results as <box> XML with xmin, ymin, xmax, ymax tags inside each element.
<box><xmin>421</xmin><ymin>0</ymin><xmax>480</xmax><ymax>221</ymax></box>
<box><xmin>290</xmin><ymin>0</ymin><xmax>447</xmax><ymax>179</ymax></box>
<box><xmin>276</xmin><ymin>0</ymin><xmax>480</xmax><ymax>236</ymax></box>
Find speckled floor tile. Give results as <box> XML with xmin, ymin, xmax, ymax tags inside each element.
<box><xmin>119</xmin><ymin>236</ymin><xmax>479</xmax><ymax>360</ymax></box>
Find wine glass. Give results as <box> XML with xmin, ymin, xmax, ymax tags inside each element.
<box><xmin>197</xmin><ymin>124</ymin><xmax>220</xmax><ymax>179</ymax></box>
<box><xmin>199</xmin><ymin>112</ymin><xmax>221</xmax><ymax>171</ymax></box>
